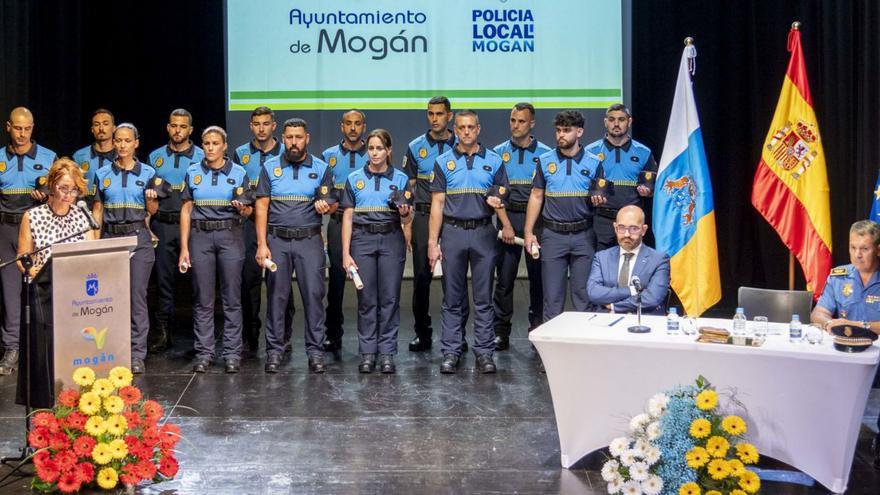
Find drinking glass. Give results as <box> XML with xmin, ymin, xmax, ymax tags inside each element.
<box><xmin>752</xmin><ymin>316</ymin><xmax>769</xmax><ymax>344</ymax></box>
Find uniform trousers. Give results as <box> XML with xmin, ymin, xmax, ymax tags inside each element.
<box><xmin>102</xmin><ymin>227</ymin><xmax>154</xmax><ymax>360</ymax></box>
<box><xmin>493</xmin><ymin>211</ymin><xmax>543</xmax><ymax>335</ymax></box>
<box><xmin>151</xmin><ymin>217</ymin><xmax>181</xmax><ymax>327</ymax></box>
<box><xmin>325</xmin><ymin>215</ymin><xmax>346</xmax><ymax>339</ymax></box>
<box><xmin>351</xmin><ymin>227</ymin><xmax>406</xmax><ymax>355</ymax></box>
<box><xmin>540</xmin><ymin>227</ymin><xmax>596</xmax><ymax>321</ymax></box>
<box><xmin>242</xmin><ymin>218</ymin><xmax>294</xmax><ymax>344</ymax></box>
<box><xmin>0</xmin><ymin>221</ymin><xmax>22</xmax><ymax>350</ymax></box>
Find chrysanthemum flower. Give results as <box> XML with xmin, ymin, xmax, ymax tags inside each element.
<box><xmin>735</xmin><ymin>442</ymin><xmax>760</xmax><ymax>464</ymax></box>
<box><xmin>159</xmin><ymin>455</ymin><xmax>180</xmax><ymax>478</ymax></box>
<box><xmin>142</xmin><ymin>399</ymin><xmax>164</xmax><ymax>422</ymax></box>
<box><xmin>56</xmin><ymin>471</ymin><xmax>81</xmax><ymax>493</ymax></box>
<box><xmin>707</xmin><ymin>458</ymin><xmax>730</xmax><ymax>480</ymax></box>
<box><xmin>685</xmin><ymin>446</ymin><xmax>709</xmax><ymax>468</ymax></box>
<box><xmin>108</xmin><ymin>366</ymin><xmax>133</xmax><ymax>388</ymax></box>
<box><xmin>731</xmin><ymin>490</ymin><xmax>747</xmax><ymax>495</ymax></box>
<box><xmin>91</xmin><ymin>378</ymin><xmax>114</xmax><ymax>398</ymax></box>
<box><xmin>118</xmin><ymin>385</ymin><xmax>142</xmax><ymax>405</ymax></box>
<box><xmin>109</xmin><ymin>438</ymin><xmax>129</xmax><ymax>459</ymax></box>
<box><xmin>91</xmin><ymin>442</ymin><xmax>113</xmax><ymax>465</ymax></box>
<box><xmin>738</xmin><ymin>470</ymin><xmax>761</xmax><ymax>493</ymax></box>
<box><xmin>705</xmin><ymin>436</ymin><xmax>730</xmax><ymax>458</ymax></box>
<box><xmin>103</xmin><ymin>395</ymin><xmax>125</xmax><ymax>414</ymax></box>
<box><xmin>75</xmin><ymin>462</ymin><xmax>95</xmax><ymax>484</ymax></box>
<box><xmin>706</xmin><ymin>491</ymin><xmax>722</xmax><ymax>495</ymax></box>
<box><xmin>689</xmin><ymin>418</ymin><xmax>711</xmax><ymax>439</ymax></box>
<box><xmin>722</xmin><ymin>415</ymin><xmax>747</xmax><ymax>436</ymax></box>
<box><xmin>678</xmin><ymin>482</ymin><xmax>701</xmax><ymax>495</ymax></box>
<box><xmin>727</xmin><ymin>458</ymin><xmax>746</xmax><ymax>476</ymax></box>
<box><xmin>84</xmin><ymin>415</ymin><xmax>106</xmax><ymax>436</ymax></box>
<box><xmin>58</xmin><ymin>388</ymin><xmax>80</xmax><ymax>408</ymax></box>
<box><xmin>695</xmin><ymin>389</ymin><xmax>718</xmax><ymax>411</ymax></box>
<box><xmin>105</xmin><ymin>414</ymin><xmax>128</xmax><ymax>436</ymax></box>
<box><xmin>27</xmin><ymin>427</ymin><xmax>50</xmax><ymax>449</ymax></box>
<box><xmin>96</xmin><ymin>466</ymin><xmax>118</xmax><ymax>489</ymax></box>
<box><xmin>72</xmin><ymin>367</ymin><xmax>95</xmax><ymax>387</ymax></box>
<box><xmin>64</xmin><ymin>411</ymin><xmax>88</xmax><ymax>431</ymax></box>
<box><xmin>78</xmin><ymin>391</ymin><xmax>101</xmax><ymax>415</ymax></box>
<box><xmin>73</xmin><ymin>435</ymin><xmax>97</xmax><ymax>457</ymax></box>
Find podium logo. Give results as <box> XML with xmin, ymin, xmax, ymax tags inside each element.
<box><xmin>81</xmin><ymin>326</ymin><xmax>109</xmax><ymax>350</ymax></box>
<box><xmin>85</xmin><ymin>273</ymin><xmax>99</xmax><ymax>296</ymax></box>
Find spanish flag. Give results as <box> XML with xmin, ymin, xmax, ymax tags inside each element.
<box><xmin>751</xmin><ymin>24</ymin><xmax>831</xmax><ymax>299</ymax></box>
<box><xmin>653</xmin><ymin>39</ymin><xmax>721</xmax><ymax>316</ymax></box>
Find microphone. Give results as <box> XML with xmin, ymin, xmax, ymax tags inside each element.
<box><xmin>631</xmin><ymin>275</ymin><xmax>643</xmax><ymax>293</ymax></box>
<box><xmin>76</xmin><ymin>200</ymin><xmax>100</xmax><ymax>230</ymax></box>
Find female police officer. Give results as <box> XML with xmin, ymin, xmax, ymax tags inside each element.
<box><xmin>179</xmin><ymin>126</ymin><xmax>250</xmax><ymax>374</ymax></box>
<box><xmin>341</xmin><ymin>129</ymin><xmax>412</xmax><ymax>373</ymax></box>
<box><xmin>92</xmin><ymin>123</ymin><xmax>158</xmax><ymax>374</ymax></box>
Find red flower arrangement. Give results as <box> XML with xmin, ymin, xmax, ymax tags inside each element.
<box><xmin>29</xmin><ymin>366</ymin><xmax>182</xmax><ymax>493</ymax></box>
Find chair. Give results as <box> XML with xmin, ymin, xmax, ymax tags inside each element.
<box><xmin>737</xmin><ymin>286</ymin><xmax>813</xmax><ymax>323</ymax></box>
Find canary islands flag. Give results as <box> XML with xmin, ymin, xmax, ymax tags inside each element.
<box><xmin>870</xmin><ymin>171</ymin><xmax>880</xmax><ymax>223</ymax></box>
<box><xmin>653</xmin><ymin>40</ymin><xmax>721</xmax><ymax>317</ymax></box>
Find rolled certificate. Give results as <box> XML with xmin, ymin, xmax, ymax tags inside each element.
<box><xmin>348</xmin><ymin>266</ymin><xmax>364</xmax><ymax>290</ymax></box>
<box><xmin>528</xmin><ymin>243</ymin><xmax>540</xmax><ymax>259</ymax></box>
<box><xmin>178</xmin><ymin>261</ymin><xmax>190</xmax><ymax>274</ymax></box>
<box><xmin>432</xmin><ymin>260</ymin><xmax>443</xmax><ymax>278</ymax></box>
<box><xmin>496</xmin><ymin>231</ymin><xmax>525</xmax><ymax>246</ymax></box>
<box><xmin>262</xmin><ymin>258</ymin><xmax>278</xmax><ymax>272</ymax></box>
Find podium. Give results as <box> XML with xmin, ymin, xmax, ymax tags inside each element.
<box><xmin>50</xmin><ymin>237</ymin><xmax>137</xmax><ymax>391</ymax></box>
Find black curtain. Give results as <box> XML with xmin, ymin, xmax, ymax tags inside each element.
<box><xmin>2</xmin><ymin>0</ymin><xmax>877</xmax><ymax>314</ymax></box>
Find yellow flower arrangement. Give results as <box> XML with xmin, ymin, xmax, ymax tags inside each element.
<box><xmin>91</xmin><ymin>378</ymin><xmax>114</xmax><ymax>398</ymax></box>
<box><xmin>727</xmin><ymin>459</ymin><xmax>746</xmax><ymax>477</ymax></box>
<box><xmin>108</xmin><ymin>366</ymin><xmax>133</xmax><ymax>388</ymax></box>
<box><xmin>689</xmin><ymin>418</ymin><xmax>712</xmax><ymax>439</ymax></box>
<box><xmin>695</xmin><ymin>389</ymin><xmax>718</xmax><ymax>411</ymax></box>
<box><xmin>79</xmin><ymin>391</ymin><xmax>101</xmax><ymax>415</ymax></box>
<box><xmin>72</xmin><ymin>366</ymin><xmax>95</xmax><ymax>386</ymax></box>
<box><xmin>84</xmin><ymin>415</ymin><xmax>106</xmax><ymax>436</ymax></box>
<box><xmin>679</xmin><ymin>482</ymin><xmax>701</xmax><ymax>495</ymax></box>
<box><xmin>738</xmin><ymin>470</ymin><xmax>761</xmax><ymax>493</ymax></box>
<box><xmin>96</xmin><ymin>467</ymin><xmax>118</xmax><ymax>489</ymax></box>
<box><xmin>686</xmin><ymin>446</ymin><xmax>710</xmax><ymax>469</ymax></box>
<box><xmin>707</xmin><ymin>458</ymin><xmax>730</xmax><ymax>480</ymax></box>
<box><xmin>91</xmin><ymin>442</ymin><xmax>113</xmax><ymax>465</ymax></box>
<box><xmin>722</xmin><ymin>415</ymin><xmax>747</xmax><ymax>436</ymax></box>
<box><xmin>705</xmin><ymin>436</ymin><xmax>730</xmax><ymax>458</ymax></box>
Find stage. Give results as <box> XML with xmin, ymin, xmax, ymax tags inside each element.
<box><xmin>1</xmin><ymin>282</ymin><xmax>879</xmax><ymax>494</ymax></box>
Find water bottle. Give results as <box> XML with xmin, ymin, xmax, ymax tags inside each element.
<box><xmin>789</xmin><ymin>314</ymin><xmax>803</xmax><ymax>343</ymax></box>
<box><xmin>666</xmin><ymin>307</ymin><xmax>680</xmax><ymax>335</ymax></box>
<box><xmin>732</xmin><ymin>307</ymin><xmax>747</xmax><ymax>336</ymax></box>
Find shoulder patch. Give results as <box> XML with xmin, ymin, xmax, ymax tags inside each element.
<box><xmin>830</xmin><ymin>267</ymin><xmax>848</xmax><ymax>276</ymax></box>
<box><xmin>328</xmin><ymin>156</ymin><xmax>337</xmax><ymax>167</ymax></box>
<box><xmin>102</xmin><ymin>177</ymin><xmax>111</xmax><ymax>188</ymax></box>
<box><xmin>501</xmin><ymin>151</ymin><xmax>510</xmax><ymax>163</ymax></box>
<box><xmin>155</xmin><ymin>157</ymin><xmax>164</xmax><ymax>168</ymax></box>
<box><xmin>193</xmin><ymin>175</ymin><xmax>202</xmax><ymax>185</ymax></box>
<box><xmin>273</xmin><ymin>167</ymin><xmax>283</xmax><ymax>178</ymax></box>
<box><xmin>446</xmin><ymin>160</ymin><xmax>456</xmax><ymax>171</ymax></box>
<box><xmin>0</xmin><ymin>162</ymin><xmax>6</xmax><ymax>172</ymax></box>
<box><xmin>597</xmin><ymin>152</ymin><xmax>605</xmax><ymax>161</ymax></box>
<box><xmin>356</xmin><ymin>180</ymin><xmax>365</xmax><ymax>190</ymax></box>
<box><xmin>548</xmin><ymin>162</ymin><xmax>557</xmax><ymax>174</ymax></box>
<box><xmin>81</xmin><ymin>161</ymin><xmax>90</xmax><ymax>172</ymax></box>
<box><xmin>241</xmin><ymin>154</ymin><xmax>250</xmax><ymax>165</ymax></box>
<box><xmin>418</xmin><ymin>148</ymin><xmax>427</xmax><ymax>159</ymax></box>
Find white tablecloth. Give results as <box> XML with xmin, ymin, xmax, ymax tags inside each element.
<box><xmin>529</xmin><ymin>312</ymin><xmax>880</xmax><ymax>493</ymax></box>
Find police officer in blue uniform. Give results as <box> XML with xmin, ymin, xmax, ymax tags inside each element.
<box><xmin>428</xmin><ymin>110</ymin><xmax>511</xmax><ymax>374</ymax></box>
<box><xmin>147</xmin><ymin>109</ymin><xmax>205</xmax><ymax>351</ymax></box>
<box><xmin>585</xmin><ymin>104</ymin><xmax>657</xmax><ymax>251</ymax></box>
<box><xmin>341</xmin><ymin>129</ymin><xmax>412</xmax><ymax>373</ymax></box>
<box><xmin>403</xmin><ymin>96</ymin><xmax>469</xmax><ymax>352</ymax></box>
<box><xmin>524</xmin><ymin>110</ymin><xmax>606</xmax><ymax>324</ymax></box>
<box><xmin>811</xmin><ymin>219</ymin><xmax>880</xmax><ymax>467</ymax></box>
<box><xmin>179</xmin><ymin>126</ymin><xmax>250</xmax><ymax>374</ymax></box>
<box><xmin>322</xmin><ymin>109</ymin><xmax>369</xmax><ymax>352</ymax></box>
<box><xmin>0</xmin><ymin>107</ymin><xmax>55</xmax><ymax>375</ymax></box>
<box><xmin>92</xmin><ymin>123</ymin><xmax>158</xmax><ymax>374</ymax></box>
<box><xmin>232</xmin><ymin>106</ymin><xmax>295</xmax><ymax>353</ymax></box>
<box><xmin>492</xmin><ymin>103</ymin><xmax>551</xmax><ymax>349</ymax></box>
<box><xmin>255</xmin><ymin>118</ymin><xmax>336</xmax><ymax>374</ymax></box>
<box><xmin>72</xmin><ymin>108</ymin><xmax>117</xmax><ymax>208</ymax></box>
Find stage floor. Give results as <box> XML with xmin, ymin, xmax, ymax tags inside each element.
<box><xmin>1</xmin><ymin>281</ymin><xmax>879</xmax><ymax>494</ymax></box>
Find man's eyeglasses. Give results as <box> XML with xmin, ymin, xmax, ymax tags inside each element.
<box><xmin>55</xmin><ymin>185</ymin><xmax>81</xmax><ymax>198</ymax></box>
<box><xmin>614</xmin><ymin>225</ymin><xmax>643</xmax><ymax>235</ymax></box>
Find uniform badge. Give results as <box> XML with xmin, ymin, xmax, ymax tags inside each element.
<box><xmin>498</xmin><ymin>186</ymin><xmax>506</xmax><ymax>195</ymax></box>
<box><xmin>418</xmin><ymin>148</ymin><xmax>427</xmax><ymax>159</ymax></box>
<box><xmin>193</xmin><ymin>175</ymin><xmax>202</xmax><ymax>185</ymax></box>
<box><xmin>844</xmin><ymin>327</ymin><xmax>853</xmax><ymax>337</ymax></box>
<box><xmin>155</xmin><ymin>157</ymin><xmax>164</xmax><ymax>168</ymax></box>
<box><xmin>154</xmin><ymin>178</ymin><xmax>163</xmax><ymax>186</ymax></box>
<box><xmin>273</xmin><ymin>167</ymin><xmax>282</xmax><ymax>178</ymax></box>
<box><xmin>38</xmin><ymin>176</ymin><xmax>47</xmax><ymax>186</ymax></box>
<box><xmin>0</xmin><ymin>162</ymin><xmax>5</xmax><ymax>172</ymax></box>
<box><xmin>548</xmin><ymin>163</ymin><xmax>557</xmax><ymax>174</ymax></box>
<box><xmin>644</xmin><ymin>172</ymin><xmax>653</xmax><ymax>180</ymax></box>
<box><xmin>356</xmin><ymin>180</ymin><xmax>365</xmax><ymax>190</ymax></box>
<box><xmin>329</xmin><ymin>156</ymin><xmax>337</xmax><ymax>167</ymax></box>
<box><xmin>320</xmin><ymin>186</ymin><xmax>328</xmax><ymax>195</ymax></box>
<box><xmin>242</xmin><ymin>154</ymin><xmax>250</xmax><ymax>165</ymax></box>
<box><xmin>236</xmin><ymin>187</ymin><xmax>244</xmax><ymax>196</ymax></box>
<box><xmin>446</xmin><ymin>160</ymin><xmax>456</xmax><ymax>171</ymax></box>
<box><xmin>597</xmin><ymin>152</ymin><xmax>605</xmax><ymax>161</ymax></box>
<box><xmin>404</xmin><ymin>191</ymin><xmax>412</xmax><ymax>199</ymax></box>
<box><xmin>598</xmin><ymin>178</ymin><xmax>607</xmax><ymax>187</ymax></box>
<box><xmin>830</xmin><ymin>267</ymin><xmax>848</xmax><ymax>276</ymax></box>
<box><xmin>103</xmin><ymin>178</ymin><xmax>111</xmax><ymax>188</ymax></box>
<box><xmin>81</xmin><ymin>161</ymin><xmax>90</xmax><ymax>172</ymax></box>
<box><xmin>501</xmin><ymin>152</ymin><xmax>510</xmax><ymax>163</ymax></box>
<box><xmin>842</xmin><ymin>283</ymin><xmax>852</xmax><ymax>297</ymax></box>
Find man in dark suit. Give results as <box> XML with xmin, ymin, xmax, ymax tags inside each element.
<box><xmin>587</xmin><ymin>205</ymin><xmax>669</xmax><ymax>314</ymax></box>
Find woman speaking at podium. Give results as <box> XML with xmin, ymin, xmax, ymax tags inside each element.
<box><xmin>15</xmin><ymin>158</ymin><xmax>97</xmax><ymax>408</ymax></box>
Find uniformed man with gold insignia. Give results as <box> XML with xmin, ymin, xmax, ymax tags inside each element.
<box><xmin>321</xmin><ymin>109</ymin><xmax>369</xmax><ymax>352</ymax></box>
<box><xmin>403</xmin><ymin>96</ymin><xmax>469</xmax><ymax>353</ymax></box>
<box><xmin>428</xmin><ymin>110</ymin><xmax>511</xmax><ymax>374</ymax></box>
<box><xmin>255</xmin><ymin>118</ymin><xmax>336</xmax><ymax>374</ymax></box>
<box><xmin>0</xmin><ymin>107</ymin><xmax>56</xmax><ymax>375</ymax></box>
<box><xmin>810</xmin><ymin>219</ymin><xmax>880</xmax><ymax>466</ymax></box>
<box><xmin>146</xmin><ymin>109</ymin><xmax>205</xmax><ymax>352</ymax></box>
<box><xmin>524</xmin><ymin>110</ymin><xmax>606</xmax><ymax>327</ymax></box>
<box><xmin>232</xmin><ymin>106</ymin><xmax>295</xmax><ymax>353</ymax></box>
<box><xmin>491</xmin><ymin>102</ymin><xmax>552</xmax><ymax>350</ymax></box>
<box><xmin>72</xmin><ymin>108</ymin><xmax>117</xmax><ymax>208</ymax></box>
<box><xmin>585</xmin><ymin>104</ymin><xmax>658</xmax><ymax>250</ymax></box>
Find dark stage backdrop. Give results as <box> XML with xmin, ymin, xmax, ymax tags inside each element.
<box><xmin>2</xmin><ymin>0</ymin><xmax>877</xmax><ymax>314</ymax></box>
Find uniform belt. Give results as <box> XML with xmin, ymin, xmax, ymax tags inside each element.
<box><xmin>0</xmin><ymin>212</ymin><xmax>24</xmax><ymax>224</ymax></box>
<box><xmin>506</xmin><ymin>201</ymin><xmax>528</xmax><ymax>213</ymax></box>
<box><xmin>414</xmin><ymin>203</ymin><xmax>431</xmax><ymax>214</ymax></box>
<box><xmin>269</xmin><ymin>225</ymin><xmax>321</xmax><ymax>240</ymax></box>
<box><xmin>443</xmin><ymin>216</ymin><xmax>491</xmax><ymax>229</ymax></box>
<box><xmin>105</xmin><ymin>222</ymin><xmax>141</xmax><ymax>235</ymax></box>
<box><xmin>544</xmin><ymin>218</ymin><xmax>592</xmax><ymax>233</ymax></box>
<box><xmin>331</xmin><ymin>211</ymin><xmax>343</xmax><ymax>222</ymax></box>
<box><xmin>595</xmin><ymin>207</ymin><xmax>619</xmax><ymax>220</ymax></box>
<box><xmin>155</xmin><ymin>211</ymin><xmax>181</xmax><ymax>223</ymax></box>
<box><xmin>353</xmin><ymin>222</ymin><xmax>400</xmax><ymax>234</ymax></box>
<box><xmin>192</xmin><ymin>218</ymin><xmax>242</xmax><ymax>231</ymax></box>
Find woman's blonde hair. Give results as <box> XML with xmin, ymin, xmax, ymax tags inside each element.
<box><xmin>47</xmin><ymin>157</ymin><xmax>87</xmax><ymax>197</ymax></box>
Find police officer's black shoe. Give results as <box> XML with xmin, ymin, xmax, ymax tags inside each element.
<box><xmin>358</xmin><ymin>354</ymin><xmax>376</xmax><ymax>373</ymax></box>
<box><xmin>494</xmin><ymin>336</ymin><xmax>510</xmax><ymax>351</ymax></box>
<box><xmin>192</xmin><ymin>358</ymin><xmax>212</xmax><ymax>373</ymax></box>
<box><xmin>323</xmin><ymin>338</ymin><xmax>342</xmax><ymax>353</ymax></box>
<box><xmin>131</xmin><ymin>358</ymin><xmax>145</xmax><ymax>375</ymax></box>
<box><xmin>265</xmin><ymin>354</ymin><xmax>282</xmax><ymax>374</ymax></box>
<box><xmin>0</xmin><ymin>350</ymin><xmax>19</xmax><ymax>375</ymax></box>
<box><xmin>379</xmin><ymin>354</ymin><xmax>396</xmax><ymax>374</ymax></box>
<box><xmin>476</xmin><ymin>354</ymin><xmax>497</xmax><ymax>374</ymax></box>
<box><xmin>440</xmin><ymin>354</ymin><xmax>459</xmax><ymax>374</ymax></box>
<box><xmin>461</xmin><ymin>341</ymin><xmax>469</xmax><ymax>353</ymax></box>
<box><xmin>283</xmin><ymin>340</ymin><xmax>293</xmax><ymax>354</ymax></box>
<box><xmin>309</xmin><ymin>355</ymin><xmax>327</xmax><ymax>374</ymax></box>
<box><xmin>408</xmin><ymin>336</ymin><xmax>432</xmax><ymax>352</ymax></box>
<box><xmin>225</xmin><ymin>359</ymin><xmax>240</xmax><ymax>374</ymax></box>
<box><xmin>148</xmin><ymin>326</ymin><xmax>172</xmax><ymax>353</ymax></box>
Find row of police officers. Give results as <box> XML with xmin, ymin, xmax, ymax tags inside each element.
<box><xmin>0</xmin><ymin>100</ymin><xmax>659</xmax><ymax>375</ymax></box>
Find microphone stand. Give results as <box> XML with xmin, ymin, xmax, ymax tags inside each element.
<box><xmin>0</xmin><ymin>223</ymin><xmax>95</xmax><ymax>478</ymax></box>
<box><xmin>627</xmin><ymin>284</ymin><xmax>651</xmax><ymax>334</ymax></box>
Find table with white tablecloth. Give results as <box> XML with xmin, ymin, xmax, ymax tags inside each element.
<box><xmin>529</xmin><ymin>312</ymin><xmax>880</xmax><ymax>493</ymax></box>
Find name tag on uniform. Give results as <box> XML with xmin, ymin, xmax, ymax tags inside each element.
<box><xmin>34</xmin><ymin>164</ymin><xmax>44</xmax><ymax>170</ymax></box>
<box><xmin>136</xmin><ymin>180</ymin><xmax>145</xmax><ymax>187</ymax></box>
<box><xmin>630</xmin><ymin>156</ymin><xmax>640</xmax><ymax>162</ymax></box>
<box><xmin>227</xmin><ymin>178</ymin><xmax>236</xmax><ymax>185</ymax></box>
<box><xmin>482</xmin><ymin>165</ymin><xmax>492</xmax><ymax>172</ymax></box>
<box><xmin>866</xmin><ymin>295</ymin><xmax>880</xmax><ymax>304</ymax></box>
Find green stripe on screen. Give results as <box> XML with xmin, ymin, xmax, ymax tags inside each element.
<box><xmin>229</xmin><ymin>88</ymin><xmax>621</xmax><ymax>100</ymax></box>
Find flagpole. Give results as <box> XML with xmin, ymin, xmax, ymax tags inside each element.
<box><xmin>789</xmin><ymin>253</ymin><xmax>795</xmax><ymax>290</ymax></box>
